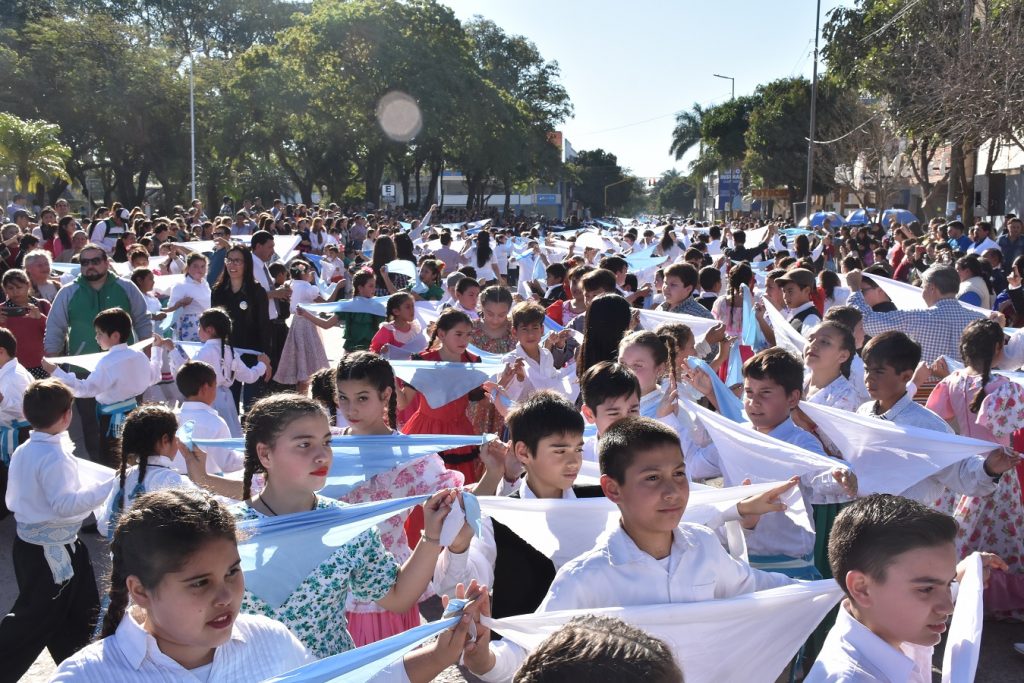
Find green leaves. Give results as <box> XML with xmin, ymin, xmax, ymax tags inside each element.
<box><xmin>0</xmin><ymin>112</ymin><xmax>71</xmax><ymax>191</ymax></box>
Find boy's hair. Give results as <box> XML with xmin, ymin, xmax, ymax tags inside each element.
<box><xmin>268</xmin><ymin>261</ymin><xmax>287</xmax><ymax>278</ymax></box>
<box><xmin>93</xmin><ymin>307</ymin><xmax>133</xmax><ymax>343</ymax></box>
<box><xmin>742</xmin><ymin>347</ymin><xmax>804</xmax><ymax>396</ymax></box>
<box><xmin>599</xmin><ymin>416</ymin><xmax>682</xmax><ymax>485</ymax></box>
<box><xmin>0</xmin><ymin>326</ymin><xmax>16</xmax><ymax>358</ymax></box>
<box><xmin>545</xmin><ymin>262</ymin><xmax>567</xmax><ymax>281</ymax></box>
<box><xmin>23</xmin><ymin>378</ymin><xmax>74</xmax><ymax>429</ymax></box>
<box><xmin>352</xmin><ymin>269</ymin><xmax>374</xmax><ymax>290</ymax></box>
<box><xmin>175</xmin><ymin>360</ymin><xmax>217</xmax><ymax>398</ymax></box>
<box><xmin>698</xmin><ymin>265</ymin><xmax>721</xmax><ymax>291</ymax></box>
<box><xmin>829</xmin><ymin>493</ymin><xmax>957</xmax><ymax>598</ymax></box>
<box><xmin>663</xmin><ymin>263</ymin><xmax>699</xmax><ymax>289</ymax></box>
<box><xmin>581</xmin><ymin>268</ymin><xmax>617</xmax><ymax>294</ymax></box>
<box><xmin>861</xmin><ymin>330</ymin><xmax>921</xmax><ymax>375</ymax></box>
<box><xmin>580</xmin><ymin>361</ymin><xmax>641</xmax><ymax>412</ymax></box>
<box><xmin>506</xmin><ymin>391</ymin><xmax>584</xmax><ymax>456</ymax></box>
<box><xmin>599</xmin><ymin>255</ymin><xmax>628</xmax><ymax>274</ymax></box>
<box><xmin>823</xmin><ymin>305</ymin><xmax>863</xmax><ymax>331</ymax></box>
<box><xmin>511</xmin><ymin>301</ymin><xmax>546</xmax><ymax>329</ymax></box>
<box><xmin>513</xmin><ymin>614</ymin><xmax>683</xmax><ymax>683</ymax></box>
<box><xmin>456</xmin><ymin>276</ymin><xmax>481</xmax><ymax>295</ymax></box>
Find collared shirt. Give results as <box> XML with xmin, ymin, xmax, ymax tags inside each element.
<box><xmin>479</xmin><ymin>524</ymin><xmax>793</xmax><ymax>682</ymax></box>
<box><xmin>788</xmin><ymin>301</ymin><xmax>822</xmax><ymax>339</ymax></box>
<box><xmin>966</xmin><ymin>236</ymin><xmax>1000</xmax><ymax>255</ymax></box>
<box><xmin>5</xmin><ymin>430</ymin><xmax>112</xmax><ymax>525</ymax></box>
<box><xmin>997</xmin><ymin>233</ymin><xmax>1024</xmax><ymax>268</ymax></box>
<box><xmin>948</xmin><ymin>234</ymin><xmax>972</xmax><ymax>252</ymax></box>
<box><xmin>663</xmin><ymin>296</ymin><xmax>716</xmax><ymax>319</ymax></box>
<box><xmin>856</xmin><ymin>392</ymin><xmax>951</xmax><ymax>433</ymax></box>
<box><xmin>168</xmin><ymin>275</ymin><xmax>212</xmax><ymax>316</ymax></box>
<box><xmin>165</xmin><ymin>340</ymin><xmax>265</xmax><ymax>389</ymax></box>
<box><xmin>805</xmin><ymin>374</ymin><xmax>861</xmax><ymax>413</ymax></box>
<box><xmin>96</xmin><ymin>455</ymin><xmax>197</xmax><ymax>537</ymax></box>
<box><xmin>805</xmin><ymin>600</ymin><xmax>932</xmax><ymax>683</ymax></box>
<box><xmin>173</xmin><ymin>402</ymin><xmax>241</xmax><ymax>474</ymax></box>
<box><xmin>847</xmin><ymin>292</ymin><xmax>985</xmax><ymax>363</ymax></box>
<box><xmin>50</xmin><ymin>608</ymin><xmax>313</xmax><ymax>683</ymax></box>
<box><xmin>501</xmin><ymin>344</ymin><xmax>577</xmax><ymax>402</ymax></box>
<box><xmin>51</xmin><ymin>343</ymin><xmax>157</xmax><ymax>405</ymax></box>
<box><xmin>251</xmin><ymin>252</ymin><xmax>279</xmax><ymax>320</ymax></box>
<box><xmin>0</xmin><ymin>358</ymin><xmax>33</xmax><ymax>424</ymax></box>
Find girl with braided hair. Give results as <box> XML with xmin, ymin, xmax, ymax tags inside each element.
<box><xmin>928</xmin><ymin>319</ymin><xmax>1024</xmax><ymax>619</ymax></box>
<box><xmin>334</xmin><ymin>351</ymin><xmax>464</xmax><ymax>645</ymax></box>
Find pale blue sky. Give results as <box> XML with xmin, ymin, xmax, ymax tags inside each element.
<box><xmin>441</xmin><ymin>0</ymin><xmax>853</xmax><ymax>178</ymax></box>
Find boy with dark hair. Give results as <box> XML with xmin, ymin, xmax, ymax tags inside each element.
<box><xmin>1</xmin><ymin>379</ymin><xmax>114</xmax><ymax>679</ymax></box>
<box><xmin>500</xmin><ymin>303</ymin><xmax>575</xmax><ymax>402</ymax></box>
<box><xmin>512</xmin><ymin>615</ymin><xmax>682</xmax><ymax>683</ymax></box>
<box><xmin>436</xmin><ymin>391</ymin><xmax>601</xmax><ymax>621</ymax></box>
<box><xmin>660</xmin><ymin>263</ymin><xmax>713</xmax><ymax>319</ymax></box>
<box><xmin>173</xmin><ymin>360</ymin><xmax>241</xmax><ymax>475</ymax></box>
<box><xmin>696</xmin><ymin>266</ymin><xmax>721</xmax><ymax>310</ymax></box>
<box><xmin>687</xmin><ymin>347</ymin><xmax>855</xmax><ymax>568</ymax></box>
<box><xmin>540</xmin><ymin>262</ymin><xmax>568</xmax><ymax>305</ymax></box>
<box><xmin>467</xmin><ymin>416</ymin><xmax>797</xmax><ymax>681</ymax></box>
<box><xmin>806</xmin><ymin>494</ymin><xmax>1005</xmax><ymax>682</ymax></box>
<box><xmin>579</xmin><ymin>361</ymin><xmax>641</xmax><ymax>463</ymax></box>
<box><xmin>43</xmin><ymin>308</ymin><xmax>156</xmax><ymax>463</ymax></box>
<box><xmin>776</xmin><ymin>268</ymin><xmax>821</xmax><ymax>337</ymax></box>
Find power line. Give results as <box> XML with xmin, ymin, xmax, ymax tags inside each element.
<box><xmin>806</xmin><ymin>111</ymin><xmax>883</xmax><ymax>145</ymax></box>
<box><xmin>860</xmin><ymin>0</ymin><xmax>925</xmax><ymax>43</ymax></box>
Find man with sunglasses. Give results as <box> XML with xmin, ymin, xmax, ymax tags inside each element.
<box><xmin>42</xmin><ymin>244</ymin><xmax>153</xmax><ymax>465</ymax></box>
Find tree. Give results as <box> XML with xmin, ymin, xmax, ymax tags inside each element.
<box><xmin>653</xmin><ymin>169</ymin><xmax>695</xmax><ymax>215</ymax></box>
<box><xmin>669</xmin><ymin>103</ymin><xmax>705</xmax><ymax>161</ymax></box>
<box><xmin>0</xmin><ymin>112</ymin><xmax>71</xmax><ymax>196</ymax></box>
<box><xmin>700</xmin><ymin>96</ymin><xmax>756</xmax><ymax>169</ymax></box>
<box><xmin>566</xmin><ymin>149</ymin><xmax>637</xmax><ymax>215</ymax></box>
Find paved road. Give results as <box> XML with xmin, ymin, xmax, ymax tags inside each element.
<box><xmin>2</xmin><ymin>515</ymin><xmax>1019</xmax><ymax>681</ymax></box>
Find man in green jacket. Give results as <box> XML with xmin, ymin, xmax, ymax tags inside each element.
<box><xmin>43</xmin><ymin>244</ymin><xmax>153</xmax><ymax>463</ymax></box>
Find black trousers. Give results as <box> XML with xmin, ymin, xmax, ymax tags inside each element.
<box><xmin>0</xmin><ymin>537</ymin><xmax>99</xmax><ymax>681</ymax></box>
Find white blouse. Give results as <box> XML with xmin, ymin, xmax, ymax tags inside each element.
<box><xmin>168</xmin><ymin>276</ymin><xmax>212</xmax><ymax>316</ymax></box>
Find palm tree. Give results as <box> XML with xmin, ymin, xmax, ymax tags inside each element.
<box><xmin>0</xmin><ymin>113</ymin><xmax>71</xmax><ymax>194</ymax></box>
<box><xmin>669</xmin><ymin>103</ymin><xmax>705</xmax><ymax>160</ymax></box>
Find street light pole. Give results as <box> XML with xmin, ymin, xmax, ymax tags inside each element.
<box><xmin>804</xmin><ymin>0</ymin><xmax>822</xmax><ymax>220</ymax></box>
<box><xmin>189</xmin><ymin>53</ymin><xmax>196</xmax><ymax>202</ymax></box>
<box><xmin>604</xmin><ymin>177</ymin><xmax>632</xmax><ymax>214</ymax></box>
<box><xmin>713</xmin><ymin>74</ymin><xmax>735</xmax><ymax>101</ymax></box>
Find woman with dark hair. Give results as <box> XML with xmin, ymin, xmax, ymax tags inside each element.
<box><xmin>956</xmin><ymin>255</ymin><xmax>993</xmax><ymax>309</ymax></box>
<box><xmin>211</xmin><ymin>244</ymin><xmax>272</xmax><ymax>411</ymax></box>
<box><xmin>50</xmin><ymin>215</ymin><xmax>76</xmax><ymax>262</ymax></box>
<box><xmin>578</xmin><ymin>293</ymin><xmax>635</xmax><ymax>379</ymax></box>
<box><xmin>462</xmin><ymin>230</ymin><xmax>502</xmax><ymax>284</ymax></box>
<box><xmin>371</xmin><ymin>234</ymin><xmax>403</xmax><ymax>295</ymax></box>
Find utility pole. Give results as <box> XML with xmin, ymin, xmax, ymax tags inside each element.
<box><xmin>803</xmin><ymin>0</ymin><xmax>822</xmax><ymax>221</ymax></box>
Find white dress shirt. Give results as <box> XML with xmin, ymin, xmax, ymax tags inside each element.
<box><xmin>501</xmin><ymin>344</ymin><xmax>578</xmax><ymax>402</ymax></box>
<box><xmin>50</xmin><ymin>608</ymin><xmax>313</xmax><ymax>683</ymax></box>
<box><xmin>855</xmin><ymin>394</ymin><xmax>997</xmax><ymax>505</ymax></box>
<box><xmin>96</xmin><ymin>455</ymin><xmax>197</xmax><ymax>537</ymax></box>
<box><xmin>168</xmin><ymin>340</ymin><xmax>266</xmax><ymax>389</ymax></box>
<box><xmin>251</xmin><ymin>253</ymin><xmax>278</xmax><ymax>320</ymax></box>
<box><xmin>805</xmin><ymin>600</ymin><xmax>932</xmax><ymax>683</ymax></box>
<box><xmin>0</xmin><ymin>358</ymin><xmax>33</xmax><ymax>425</ymax></box>
<box><xmin>289</xmin><ymin>279</ymin><xmax>320</xmax><ymax>314</ymax></box>
<box><xmin>804</xmin><ymin>374</ymin><xmax>862</xmax><ymax>413</ymax></box>
<box><xmin>168</xmin><ymin>276</ymin><xmax>212</xmax><ymax>316</ymax></box>
<box><xmin>5</xmin><ymin>431</ymin><xmax>112</xmax><ymax>525</ymax></box>
<box><xmin>966</xmin><ymin>236</ymin><xmax>1000</xmax><ymax>255</ymax></box>
<box><xmin>479</xmin><ymin>523</ymin><xmax>794</xmax><ymax>682</ymax></box>
<box><xmin>173</xmin><ymin>402</ymin><xmax>242</xmax><ymax>475</ymax></box>
<box><xmin>788</xmin><ymin>301</ymin><xmax>822</xmax><ymax>339</ymax></box>
<box><xmin>51</xmin><ymin>343</ymin><xmax>157</xmax><ymax>404</ymax></box>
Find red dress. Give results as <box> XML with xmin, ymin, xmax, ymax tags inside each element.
<box><xmin>400</xmin><ymin>348</ymin><xmax>483</xmax><ymax>483</ymax></box>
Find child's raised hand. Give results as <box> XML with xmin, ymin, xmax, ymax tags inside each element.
<box><xmin>177</xmin><ymin>438</ymin><xmax>208</xmax><ymax>479</ymax></box>
<box><xmin>983</xmin><ymin>446</ymin><xmax>1020</xmax><ymax>476</ymax></box>
<box><xmin>656</xmin><ymin>383</ymin><xmax>679</xmax><ymax>418</ymax></box>
<box><xmin>736</xmin><ymin>476</ymin><xmax>799</xmax><ymax>529</ymax></box>
<box><xmin>957</xmin><ymin>552</ymin><xmax>1009</xmax><ymax>588</ymax></box>
<box><xmin>497</xmin><ymin>363</ymin><xmax>517</xmax><ymax>389</ymax></box>
<box><xmin>929</xmin><ymin>357</ymin><xmax>950</xmax><ymax>380</ymax></box>
<box><xmin>439</xmin><ymin>581</ymin><xmax>493</xmax><ymax>674</ymax></box>
<box><xmin>832</xmin><ymin>468</ymin><xmax>858</xmax><ymax>497</ymax></box>
<box><xmin>40</xmin><ymin>358</ymin><xmax>56</xmax><ymax>375</ymax></box>
<box><xmin>422</xmin><ymin>488</ymin><xmax>457</xmax><ymax>541</ymax></box>
<box><xmin>911</xmin><ymin>360</ymin><xmax>932</xmax><ymax>387</ymax></box>
<box><xmin>513</xmin><ymin>357</ymin><xmax>526</xmax><ymax>382</ymax></box>
<box><xmin>705</xmin><ymin>323</ymin><xmax>727</xmax><ymax>344</ymax></box>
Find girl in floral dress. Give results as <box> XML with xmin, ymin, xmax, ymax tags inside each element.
<box><xmin>927</xmin><ymin>319</ymin><xmax>1024</xmax><ymax>619</ymax></box>
<box><xmin>467</xmin><ymin>286</ymin><xmax>516</xmax><ymax>438</ymax></box>
<box><xmin>334</xmin><ymin>351</ymin><xmax>463</xmax><ymax>645</ymax></box>
<box><xmin>230</xmin><ymin>393</ymin><xmax>456</xmax><ymax>658</ymax></box>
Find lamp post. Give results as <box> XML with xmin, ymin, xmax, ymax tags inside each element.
<box><xmin>189</xmin><ymin>53</ymin><xmax>196</xmax><ymax>202</ymax></box>
<box><xmin>713</xmin><ymin>74</ymin><xmax>735</xmax><ymax>101</ymax></box>
<box><xmin>604</xmin><ymin>177</ymin><xmax>632</xmax><ymax>214</ymax></box>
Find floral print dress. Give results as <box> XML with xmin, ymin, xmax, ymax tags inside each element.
<box><xmin>928</xmin><ymin>371</ymin><xmax>1024</xmax><ymax>620</ymax></box>
<box><xmin>232</xmin><ymin>495</ymin><xmax>399</xmax><ymax>658</ymax></box>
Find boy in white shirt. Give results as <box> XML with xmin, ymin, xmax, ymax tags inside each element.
<box><xmin>0</xmin><ymin>327</ymin><xmax>34</xmax><ymax>465</ymax></box>
<box><xmin>172</xmin><ymin>361</ymin><xmax>242</xmax><ymax>475</ymax></box>
<box><xmin>43</xmin><ymin>308</ymin><xmax>157</xmax><ymax>465</ymax></box>
<box><xmin>465</xmin><ymin>416</ymin><xmax>798</xmax><ymax>681</ymax></box>
<box><xmin>0</xmin><ymin>379</ymin><xmax>115</xmax><ymax>679</ymax></box>
<box><xmin>579</xmin><ymin>360</ymin><xmax>641</xmax><ymax>463</ymax></box>
<box><xmin>806</xmin><ymin>494</ymin><xmax>1006</xmax><ymax>683</ymax></box>
<box><xmin>500</xmin><ymin>302</ymin><xmax>576</xmax><ymax>403</ymax></box>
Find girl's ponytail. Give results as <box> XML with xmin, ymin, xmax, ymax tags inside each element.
<box><xmin>100</xmin><ymin>557</ymin><xmax>129</xmax><ymax>638</ymax></box>
<box><xmin>961</xmin><ymin>319</ymin><xmax>1003</xmax><ymax>414</ymax></box>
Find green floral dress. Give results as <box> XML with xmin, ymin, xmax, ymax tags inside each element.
<box><xmin>232</xmin><ymin>495</ymin><xmax>399</xmax><ymax>658</ymax></box>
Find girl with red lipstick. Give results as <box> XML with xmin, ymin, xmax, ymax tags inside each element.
<box><xmin>335</xmin><ymin>351</ymin><xmax>464</xmax><ymax>646</ymax></box>
<box><xmin>232</xmin><ymin>394</ymin><xmax>457</xmax><ymax>658</ymax></box>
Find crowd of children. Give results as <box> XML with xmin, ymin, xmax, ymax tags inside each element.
<box><xmin>0</xmin><ymin>212</ymin><xmax>1022</xmax><ymax>683</ymax></box>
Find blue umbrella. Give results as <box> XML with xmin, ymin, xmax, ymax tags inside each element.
<box><xmin>844</xmin><ymin>208</ymin><xmax>877</xmax><ymax>226</ymax></box>
<box><xmin>881</xmin><ymin>208</ymin><xmax>917</xmax><ymax>227</ymax></box>
<box><xmin>798</xmin><ymin>211</ymin><xmax>845</xmax><ymax>228</ymax></box>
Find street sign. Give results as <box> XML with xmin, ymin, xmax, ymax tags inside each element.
<box><xmin>381</xmin><ymin>184</ymin><xmax>396</xmax><ymax>197</ymax></box>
